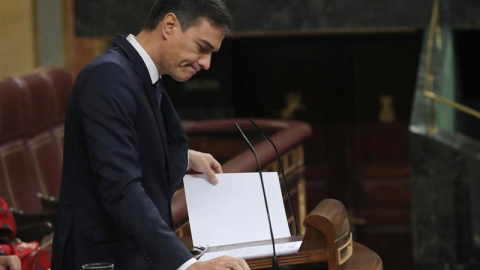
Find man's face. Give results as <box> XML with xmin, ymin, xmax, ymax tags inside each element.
<box><xmin>162</xmin><ymin>18</ymin><xmax>225</xmax><ymax>82</ymax></box>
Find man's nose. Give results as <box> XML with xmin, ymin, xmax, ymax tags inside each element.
<box><xmin>198</xmin><ymin>54</ymin><xmax>211</xmax><ymax>70</ymax></box>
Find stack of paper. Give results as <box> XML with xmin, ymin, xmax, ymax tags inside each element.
<box><xmin>183</xmin><ymin>172</ymin><xmax>302</xmax><ymax>260</ymax></box>
<box><xmin>198</xmin><ymin>241</ymin><xmax>303</xmax><ymax>261</ymax></box>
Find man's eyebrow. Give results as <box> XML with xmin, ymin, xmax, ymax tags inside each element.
<box><xmin>198</xmin><ymin>39</ymin><xmax>218</xmax><ymax>52</ymax></box>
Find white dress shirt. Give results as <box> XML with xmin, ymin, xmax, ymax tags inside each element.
<box><xmin>126</xmin><ymin>34</ymin><xmax>160</xmax><ymax>84</ymax></box>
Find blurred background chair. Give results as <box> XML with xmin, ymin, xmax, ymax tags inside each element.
<box><xmin>0</xmin><ymin>68</ymin><xmax>73</xmax><ymax>228</ymax></box>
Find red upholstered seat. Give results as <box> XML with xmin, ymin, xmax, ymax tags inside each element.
<box><xmin>0</xmin><ymin>79</ymin><xmax>26</xmax><ymax>142</ymax></box>
<box><xmin>11</xmin><ymin>72</ymin><xmax>65</xmax><ymax>199</ymax></box>
<box><xmin>0</xmin><ymin>141</ymin><xmax>42</xmax><ymax>213</ymax></box>
<box><xmin>26</xmin><ymin>132</ymin><xmax>63</xmax><ymax>199</ymax></box>
<box><xmin>51</xmin><ymin>125</ymin><xmax>65</xmax><ymax>160</ymax></box>
<box><xmin>40</xmin><ymin>67</ymin><xmax>72</xmax><ymax>158</ymax></box>
<box><xmin>39</xmin><ymin>68</ymin><xmax>72</xmax><ymax>125</ymax></box>
<box><xmin>0</xmin><ymin>68</ymin><xmax>72</xmax><ymax>213</ymax></box>
<box><xmin>0</xmin><ymin>79</ymin><xmax>42</xmax><ymax>213</ymax></box>
<box><xmin>10</xmin><ymin>74</ymin><xmax>55</xmax><ymax>135</ymax></box>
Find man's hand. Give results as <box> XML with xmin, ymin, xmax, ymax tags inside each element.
<box><xmin>187</xmin><ymin>256</ymin><xmax>249</xmax><ymax>270</ymax></box>
<box><xmin>187</xmin><ymin>150</ymin><xmax>223</xmax><ymax>185</ymax></box>
<box><xmin>0</xmin><ymin>255</ymin><xmax>21</xmax><ymax>270</ymax></box>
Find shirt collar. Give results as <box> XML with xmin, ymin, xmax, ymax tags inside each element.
<box><xmin>126</xmin><ymin>34</ymin><xmax>160</xmax><ymax>84</ymax></box>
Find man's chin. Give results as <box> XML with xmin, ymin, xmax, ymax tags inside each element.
<box><xmin>172</xmin><ymin>73</ymin><xmax>195</xmax><ymax>82</ymax></box>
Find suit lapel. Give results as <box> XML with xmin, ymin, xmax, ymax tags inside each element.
<box><xmin>111</xmin><ymin>35</ymin><xmax>172</xmax><ymax>176</ymax></box>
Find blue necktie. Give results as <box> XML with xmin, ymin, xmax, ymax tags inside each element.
<box><xmin>154</xmin><ymin>79</ymin><xmax>163</xmax><ymax>110</ymax></box>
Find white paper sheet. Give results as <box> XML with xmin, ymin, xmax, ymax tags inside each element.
<box><xmin>183</xmin><ymin>172</ymin><xmax>291</xmax><ymax>247</ymax></box>
<box><xmin>198</xmin><ymin>241</ymin><xmax>302</xmax><ymax>261</ymax></box>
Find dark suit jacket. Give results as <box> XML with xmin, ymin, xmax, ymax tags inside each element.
<box><xmin>51</xmin><ymin>35</ymin><xmax>192</xmax><ymax>270</ymax></box>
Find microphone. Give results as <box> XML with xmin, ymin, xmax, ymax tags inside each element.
<box><xmin>249</xmin><ymin>118</ymin><xmax>299</xmax><ymax>236</ymax></box>
<box><xmin>234</xmin><ymin>123</ymin><xmax>279</xmax><ymax>270</ymax></box>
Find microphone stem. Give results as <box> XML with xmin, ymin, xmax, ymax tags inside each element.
<box><xmin>250</xmin><ymin>119</ymin><xmax>299</xmax><ymax>236</ymax></box>
<box><xmin>256</xmin><ymin>157</ymin><xmax>279</xmax><ymax>270</ymax></box>
<box><xmin>235</xmin><ymin>123</ymin><xmax>279</xmax><ymax>270</ymax></box>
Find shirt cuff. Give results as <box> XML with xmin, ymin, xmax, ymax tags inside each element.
<box><xmin>177</xmin><ymin>258</ymin><xmax>197</xmax><ymax>270</ymax></box>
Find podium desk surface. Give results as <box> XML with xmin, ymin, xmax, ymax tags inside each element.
<box><xmin>179</xmin><ymin>236</ymin><xmax>382</xmax><ymax>270</ymax></box>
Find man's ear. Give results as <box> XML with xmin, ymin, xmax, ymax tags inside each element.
<box><xmin>160</xmin><ymin>13</ymin><xmax>180</xmax><ymax>38</ymax></box>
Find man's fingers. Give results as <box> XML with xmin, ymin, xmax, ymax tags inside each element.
<box><xmin>202</xmin><ymin>154</ymin><xmax>219</xmax><ymax>185</ymax></box>
<box><xmin>215</xmin><ymin>256</ymin><xmax>250</xmax><ymax>270</ymax></box>
<box><xmin>238</xmin><ymin>258</ymin><xmax>250</xmax><ymax>270</ymax></box>
<box><xmin>188</xmin><ymin>256</ymin><xmax>250</xmax><ymax>270</ymax></box>
<box><xmin>206</xmin><ymin>168</ymin><xmax>219</xmax><ymax>185</ymax></box>
<box><xmin>188</xmin><ymin>149</ymin><xmax>223</xmax><ymax>185</ymax></box>
<box><xmin>210</xmin><ymin>159</ymin><xmax>223</xmax><ymax>174</ymax></box>
<box><xmin>206</xmin><ymin>155</ymin><xmax>222</xmax><ymax>185</ymax></box>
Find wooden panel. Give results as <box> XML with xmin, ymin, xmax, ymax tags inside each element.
<box><xmin>305</xmin><ymin>167</ymin><xmax>329</xmax><ymax>212</ymax></box>
<box><xmin>352</xmin><ymin>172</ymin><xmax>412</xmax><ymax>269</ymax></box>
<box><xmin>356</xmin><ymin>227</ymin><xmax>412</xmax><ymax>270</ymax></box>
<box><xmin>353</xmin><ymin>123</ymin><xmax>410</xmax><ymax>163</ymax></box>
<box><xmin>0</xmin><ymin>0</ymin><xmax>37</xmax><ymax>77</ymax></box>
<box><xmin>355</xmin><ymin>178</ymin><xmax>410</xmax><ymax>212</ymax></box>
<box><xmin>351</xmin><ymin>127</ymin><xmax>411</xmax><ymax>270</ymax></box>
<box><xmin>350</xmin><ymin>43</ymin><xmax>419</xmax><ymax>123</ymax></box>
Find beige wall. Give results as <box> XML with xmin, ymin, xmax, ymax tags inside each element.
<box><xmin>0</xmin><ymin>0</ymin><xmax>37</xmax><ymax>78</ymax></box>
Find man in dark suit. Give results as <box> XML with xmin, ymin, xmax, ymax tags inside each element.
<box><xmin>51</xmin><ymin>0</ymin><xmax>249</xmax><ymax>269</ymax></box>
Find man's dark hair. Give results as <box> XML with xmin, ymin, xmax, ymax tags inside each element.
<box><xmin>144</xmin><ymin>0</ymin><xmax>233</xmax><ymax>34</ymax></box>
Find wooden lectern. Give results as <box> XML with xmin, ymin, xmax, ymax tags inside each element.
<box><xmin>179</xmin><ymin>199</ymin><xmax>382</xmax><ymax>270</ymax></box>
<box><xmin>244</xmin><ymin>199</ymin><xmax>383</xmax><ymax>270</ymax></box>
